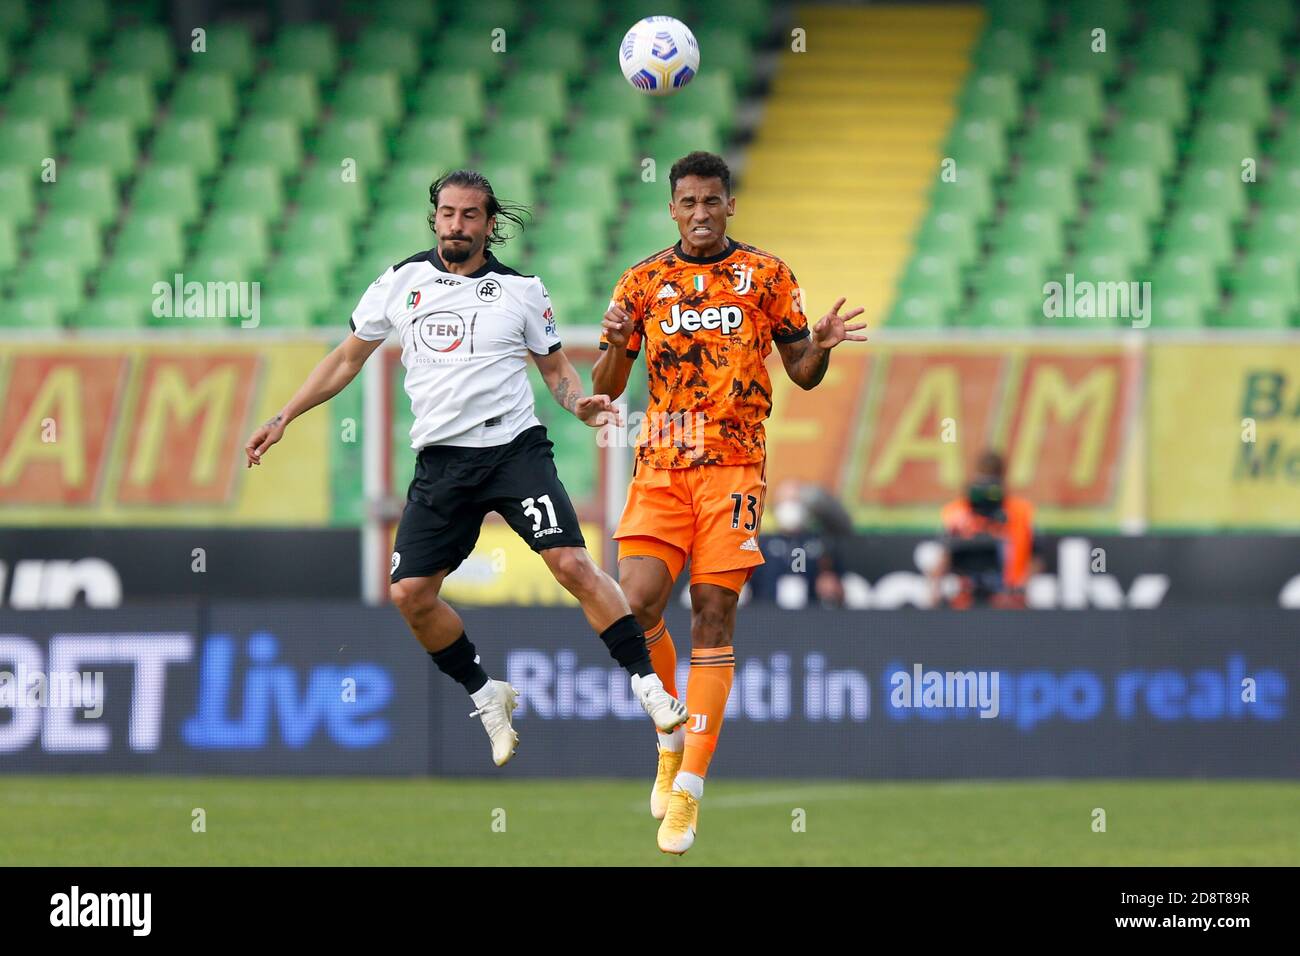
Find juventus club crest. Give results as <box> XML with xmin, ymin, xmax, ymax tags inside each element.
<box><xmin>731</xmin><ymin>264</ymin><xmax>753</xmax><ymax>295</ymax></box>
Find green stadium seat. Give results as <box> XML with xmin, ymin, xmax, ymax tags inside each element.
<box><xmin>254</xmin><ymin>293</ymin><xmax>315</xmax><ymax>329</ymax></box>
<box><xmin>0</xmin><ymin>293</ymin><xmax>63</xmax><ymax>330</ymax></box>
<box><xmin>1227</xmin><ymin>253</ymin><xmax>1299</xmax><ymax>308</ymax></box>
<box><xmin>970</xmin><ymin>28</ymin><xmax>1035</xmax><ymax>84</ymax></box>
<box><xmin>48</xmin><ymin>0</ymin><xmax>109</xmax><ymax>37</ymax></box>
<box><xmin>544</xmin><ymin>164</ymin><xmax>619</xmax><ymax>226</ymax></box>
<box><xmin>1246</xmin><ymin>210</ymin><xmax>1300</xmax><ymax>252</ymax></box>
<box><xmin>0</xmin><ymin>41</ymin><xmax>8</xmax><ymax>84</ymax></box>
<box><xmin>270</xmin><ymin>24</ymin><xmax>339</xmax><ymax>78</ymax></box>
<box><xmin>958</xmin><ymin>72</ymin><xmax>1020</xmax><ymax>125</ymax></box>
<box><xmin>25</xmin><ymin>31</ymin><xmax>91</xmax><ymax>83</ymax></box>
<box><xmin>1148</xmin><ymin>295</ymin><xmax>1205</xmax><ymax>329</ymax></box>
<box><xmin>498</xmin><ymin>71</ymin><xmax>569</xmax><ymax>128</ymax></box>
<box><xmin>1215</xmin><ymin>28</ymin><xmax>1284</xmax><ymax>81</ymax></box>
<box><xmin>1260</xmin><ymin>163</ymin><xmax>1300</xmax><ymax>214</ymax></box>
<box><xmin>912</xmin><ymin>210</ymin><xmax>978</xmax><ymax>266</ymax></box>
<box><xmin>478</xmin><ymin>119</ymin><xmax>551</xmax><ymax>175</ymax></box>
<box><xmin>528</xmin><ymin>209</ymin><xmax>607</xmax><ymax>267</ymax></box>
<box><xmin>1145</xmin><ymin>251</ymin><xmax>1219</xmax><ymax>310</ymax></box>
<box><xmin>990</xmin><ymin>209</ymin><xmax>1064</xmax><ymax>262</ymax></box>
<box><xmin>247</xmin><ymin>72</ymin><xmax>321</xmax><ymax>127</ymax></box>
<box><xmin>562</xmin><ymin>117</ymin><xmax>636</xmax><ymax>170</ymax></box>
<box><xmin>105</xmin><ymin>25</ymin><xmax>174</xmax><ymax>84</ymax></box>
<box><xmin>169</xmin><ymin>72</ymin><xmax>238</xmax><ymax>130</ymax></box>
<box><xmin>1043</xmin><ymin>254</ymin><xmax>1134</xmax><ymax>329</ymax></box>
<box><xmin>9</xmin><ymin>257</ymin><xmax>86</xmax><ymax>318</ymax></box>
<box><xmin>351</xmin><ymin>25</ymin><xmax>420</xmax><ymax>77</ymax></box>
<box><xmin>1018</xmin><ymin>119</ymin><xmax>1091</xmax><ymax>174</ymax></box>
<box><xmin>114</xmin><ymin>214</ymin><xmax>184</xmax><ymax>270</ymax></box>
<box><xmin>1131</xmin><ymin>28</ymin><xmax>1202</xmax><ymax>80</ymax></box>
<box><xmin>1187</xmin><ymin>120</ymin><xmax>1257</xmax><ymax>165</ymax></box>
<box><xmin>230</xmin><ymin>119</ymin><xmax>302</xmax><ymax>175</ymax></box>
<box><xmin>1114</xmin><ymin>73</ymin><xmax>1187</xmax><ymax>126</ymax></box>
<box><xmin>449</xmin><ymin>0</ymin><xmax>523</xmax><ymax>31</ymax></box>
<box><xmin>898</xmin><ymin>254</ymin><xmax>962</xmax><ymax>310</ymax></box>
<box><xmin>95</xmin><ymin>253</ymin><xmax>169</xmax><ymax>299</ymax></box>
<box><xmin>693</xmin><ymin>27</ymin><xmax>755</xmax><ymax>90</ymax></box>
<box><xmin>1278</xmin><ymin>83</ymin><xmax>1300</xmax><ymax>118</ymax></box>
<box><xmin>314</xmin><ymin>118</ymin><xmax>387</xmax><ymax>170</ymax></box>
<box><xmin>1101</xmin><ymin>119</ymin><xmax>1175</xmax><ymax>174</ymax></box>
<box><xmin>626</xmin><ymin>180</ymin><xmax>674</xmax><ymax>213</ymax></box>
<box><xmin>46</xmin><ymin>165</ymin><xmax>118</xmax><ymax>225</ymax></box>
<box><xmin>1145</xmin><ymin>0</ymin><xmax>1213</xmax><ymax>37</ymax></box>
<box><xmin>928</xmin><ymin>167</ymin><xmax>994</xmax><ymax>222</ymax></box>
<box><xmin>83</xmin><ymin>73</ymin><xmax>156</xmax><ymax>131</ymax></box>
<box><xmin>156</xmin><ymin>253</ymin><xmax>254</xmax><ymax>329</ymax></box>
<box><xmin>189</xmin><ymin>24</ymin><xmax>256</xmax><ymax>81</ymax></box>
<box><xmin>476</xmin><ymin>164</ymin><xmax>534</xmax><ymax>208</ymax></box>
<box><xmin>30</xmin><ymin>213</ymin><xmax>102</xmax><ymax>269</ymax></box>
<box><xmin>577</xmin><ymin>75</ymin><xmax>652</xmax><ymax>127</ymax></box>
<box><xmin>976</xmin><ymin>253</ymin><xmax>1045</xmax><ymax>300</ymax></box>
<box><xmin>647</xmin><ymin>117</ymin><xmax>721</xmax><ymax>159</ymax></box>
<box><xmin>532</xmin><ymin>0</ymin><xmax>601</xmax><ymax>34</ymax></box>
<box><xmin>360</xmin><ymin>0</ymin><xmax>441</xmax><ymax>33</ymax></box>
<box><xmin>209</xmin><ymin>164</ymin><xmax>284</xmax><ymax>221</ymax></box>
<box><xmin>1090</xmin><ymin>165</ymin><xmax>1163</xmax><ymax>221</ymax></box>
<box><xmin>74</xmin><ymin>295</ymin><xmax>149</xmax><ymax>330</ymax></box>
<box><xmin>279</xmin><ymin>211</ymin><xmax>353</xmax><ymax>267</ymax></box>
<box><xmin>5</xmin><ymin>72</ymin><xmax>72</xmax><ymax>130</ymax></box>
<box><xmin>617</xmin><ymin>206</ymin><xmax>678</xmax><ymax>261</ymax></box>
<box><xmin>150</xmin><ymin>116</ymin><xmax>220</xmax><ymax>175</ymax></box>
<box><xmin>0</xmin><ymin>217</ymin><xmax>16</xmax><ymax>274</ymax></box>
<box><xmin>1034</xmin><ymin>73</ymin><xmax>1104</xmax><ymax>128</ymax></box>
<box><xmin>0</xmin><ymin>0</ymin><xmax>29</xmax><ymax>39</ymax></box>
<box><xmin>333</xmin><ymin>71</ymin><xmax>404</xmax><ymax>127</ymax></box>
<box><xmin>1004</xmin><ymin>163</ymin><xmax>1080</xmax><ymax>220</ymax></box>
<box><xmin>1213</xmin><ymin>295</ymin><xmax>1291</xmax><ymax>329</ymax></box>
<box><xmin>1064</xmin><ymin>0</ymin><xmax>1133</xmax><ymax>33</ymax></box>
<box><xmin>943</xmin><ymin>118</ymin><xmax>1006</xmax><ymax>174</ymax></box>
<box><xmin>1074</xmin><ymin>210</ymin><xmax>1150</xmax><ymax>264</ymax></box>
<box><xmin>432</xmin><ymin>26</ymin><xmax>505</xmax><ymax>80</ymax></box>
<box><xmin>131</xmin><ymin>165</ymin><xmax>201</xmax><ymax>224</ymax></box>
<box><xmin>1161</xmin><ymin>210</ymin><xmax>1232</xmax><ymax>265</ymax></box>
<box><xmin>524</xmin><ymin>251</ymin><xmax>590</xmax><ymax>291</ymax></box>
<box><xmin>1200</xmin><ymin>74</ymin><xmax>1270</xmax><ymax>127</ymax></box>
<box><xmin>261</xmin><ymin>254</ymin><xmax>337</xmax><ymax>312</ymax></box>
<box><xmin>0</xmin><ymin>167</ymin><xmax>34</xmax><ymax>227</ymax></box>
<box><xmin>513</xmin><ymin>28</ymin><xmax>586</xmax><ymax>81</ymax></box>
<box><xmin>1227</xmin><ymin>0</ymin><xmax>1298</xmax><ymax>31</ymax></box>
<box><xmin>66</xmin><ymin>119</ymin><xmax>138</xmax><ymax>181</ymax></box>
<box><xmin>963</xmin><ymin>292</ymin><xmax>1035</xmax><ymax>329</ymax></box>
<box><xmin>296</xmin><ymin>165</ymin><xmax>371</xmax><ymax>223</ymax></box>
<box><xmin>409</xmin><ymin>72</ymin><xmax>486</xmax><ymax>129</ymax></box>
<box><xmin>364</xmin><ymin>207</ymin><xmax>431</xmax><ymax>258</ymax></box>
<box><xmin>393</xmin><ymin>117</ymin><xmax>469</xmax><ymax>168</ymax></box>
<box><xmin>886</xmin><ymin>291</ymin><xmax>950</xmax><ymax>329</ymax></box>
<box><xmin>1175</xmin><ymin>165</ymin><xmax>1247</xmax><ymax>221</ymax></box>
<box><xmin>985</xmin><ymin>0</ymin><xmax>1046</xmax><ymax>33</ymax></box>
<box><xmin>195</xmin><ymin>213</ymin><xmax>271</xmax><ymax>268</ymax></box>
<box><xmin>376</xmin><ymin>163</ymin><xmax>439</xmax><ymax>210</ymax></box>
<box><xmin>0</xmin><ymin>118</ymin><xmax>51</xmax><ymax>169</ymax></box>
<box><xmin>1045</xmin><ymin>28</ymin><xmax>1120</xmax><ymax>81</ymax></box>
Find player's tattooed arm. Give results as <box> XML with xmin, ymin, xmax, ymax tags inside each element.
<box><xmin>533</xmin><ymin>347</ymin><xmax>623</xmax><ymax>428</ymax></box>
<box><xmin>777</xmin><ymin>297</ymin><xmax>868</xmax><ymax>390</ymax></box>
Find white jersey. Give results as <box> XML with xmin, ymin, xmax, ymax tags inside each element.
<box><xmin>350</xmin><ymin>249</ymin><xmax>562</xmax><ymax>449</ymax></box>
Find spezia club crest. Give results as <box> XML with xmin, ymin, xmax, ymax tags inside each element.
<box><xmin>476</xmin><ymin>278</ymin><xmax>501</xmax><ymax>302</ymax></box>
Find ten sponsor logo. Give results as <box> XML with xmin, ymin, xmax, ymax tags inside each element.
<box><xmin>659</xmin><ymin>303</ymin><xmax>744</xmax><ymax>335</ymax></box>
<box><xmin>50</xmin><ymin>886</ymin><xmax>151</xmax><ymax>936</ymax></box>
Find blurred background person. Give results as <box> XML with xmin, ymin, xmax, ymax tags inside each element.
<box><xmin>750</xmin><ymin>479</ymin><xmax>853</xmax><ymax>608</ymax></box>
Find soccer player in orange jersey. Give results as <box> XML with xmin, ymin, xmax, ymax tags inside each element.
<box><xmin>592</xmin><ymin>151</ymin><xmax>867</xmax><ymax>854</ymax></box>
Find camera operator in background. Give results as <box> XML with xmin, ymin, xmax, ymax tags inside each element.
<box><xmin>749</xmin><ymin>480</ymin><xmax>853</xmax><ymax>608</ymax></box>
<box><xmin>929</xmin><ymin>450</ymin><xmax>1037</xmax><ymax>609</ymax></box>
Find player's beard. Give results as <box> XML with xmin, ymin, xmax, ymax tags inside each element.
<box><xmin>439</xmin><ymin>234</ymin><xmax>479</xmax><ymax>264</ymax></box>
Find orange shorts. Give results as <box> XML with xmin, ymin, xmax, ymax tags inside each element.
<box><xmin>615</xmin><ymin>461</ymin><xmax>766</xmax><ymax>593</ymax></box>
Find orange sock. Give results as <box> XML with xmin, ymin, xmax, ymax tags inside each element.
<box><xmin>681</xmin><ymin>645</ymin><xmax>735</xmax><ymax>778</ymax></box>
<box><xmin>645</xmin><ymin>619</ymin><xmax>678</xmax><ymax>698</ymax></box>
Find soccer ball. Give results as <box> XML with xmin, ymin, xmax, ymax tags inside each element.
<box><xmin>618</xmin><ymin>16</ymin><xmax>700</xmax><ymax>95</ymax></box>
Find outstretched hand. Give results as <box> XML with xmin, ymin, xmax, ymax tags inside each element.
<box><xmin>244</xmin><ymin>414</ymin><xmax>287</xmax><ymax>468</ymax></box>
<box><xmin>810</xmin><ymin>297</ymin><xmax>868</xmax><ymax>350</ymax></box>
<box><xmin>575</xmin><ymin>394</ymin><xmax>622</xmax><ymax>429</ymax></box>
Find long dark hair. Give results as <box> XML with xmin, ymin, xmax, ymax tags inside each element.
<box><xmin>427</xmin><ymin>169</ymin><xmax>530</xmax><ymax>248</ymax></box>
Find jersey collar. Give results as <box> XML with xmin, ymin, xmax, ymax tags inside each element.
<box><xmin>674</xmin><ymin>236</ymin><xmax>737</xmax><ymax>265</ymax></box>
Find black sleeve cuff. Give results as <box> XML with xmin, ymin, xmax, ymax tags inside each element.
<box><xmin>598</xmin><ymin>342</ymin><xmax>639</xmax><ymax>359</ymax></box>
<box><xmin>773</xmin><ymin>326</ymin><xmax>811</xmax><ymax>344</ymax></box>
<box><xmin>547</xmin><ymin>341</ymin><xmax>562</xmax><ymax>354</ymax></box>
<box><xmin>349</xmin><ymin>319</ymin><xmax>356</xmax><ymax>331</ymax></box>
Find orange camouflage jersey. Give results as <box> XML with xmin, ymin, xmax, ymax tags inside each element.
<box><xmin>601</xmin><ymin>238</ymin><xmax>809</xmax><ymax>469</ymax></box>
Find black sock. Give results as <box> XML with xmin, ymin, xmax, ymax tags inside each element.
<box><xmin>600</xmin><ymin>614</ymin><xmax>654</xmax><ymax>678</ymax></box>
<box><xmin>430</xmin><ymin>634</ymin><xmax>489</xmax><ymax>695</ymax></box>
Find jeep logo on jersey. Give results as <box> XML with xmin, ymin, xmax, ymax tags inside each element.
<box><xmin>659</xmin><ymin>303</ymin><xmax>744</xmax><ymax>335</ymax></box>
<box><xmin>475</xmin><ymin>278</ymin><xmax>501</xmax><ymax>302</ymax></box>
<box><xmin>416</xmin><ymin>311</ymin><xmax>466</xmax><ymax>352</ymax></box>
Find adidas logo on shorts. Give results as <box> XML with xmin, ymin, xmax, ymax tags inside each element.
<box><xmin>740</xmin><ymin>537</ymin><xmax>759</xmax><ymax>552</ymax></box>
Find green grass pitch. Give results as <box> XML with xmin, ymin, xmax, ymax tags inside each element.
<box><xmin>2</xmin><ymin>776</ymin><xmax>1296</xmax><ymax>865</ymax></box>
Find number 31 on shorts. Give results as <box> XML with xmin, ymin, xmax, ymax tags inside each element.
<box><xmin>729</xmin><ymin>492</ymin><xmax>758</xmax><ymax>531</ymax></box>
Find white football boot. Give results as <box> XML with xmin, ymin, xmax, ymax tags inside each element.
<box><xmin>469</xmin><ymin>680</ymin><xmax>520</xmax><ymax>767</ymax></box>
<box><xmin>631</xmin><ymin>672</ymin><xmax>689</xmax><ymax>733</ymax></box>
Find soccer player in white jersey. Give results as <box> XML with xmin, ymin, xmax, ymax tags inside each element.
<box><xmin>243</xmin><ymin>170</ymin><xmax>687</xmax><ymax>766</ymax></box>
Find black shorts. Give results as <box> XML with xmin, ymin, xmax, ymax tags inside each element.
<box><xmin>390</xmin><ymin>425</ymin><xmax>587</xmax><ymax>582</ymax></box>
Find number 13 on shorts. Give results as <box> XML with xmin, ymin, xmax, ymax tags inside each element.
<box><xmin>729</xmin><ymin>492</ymin><xmax>758</xmax><ymax>531</ymax></box>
